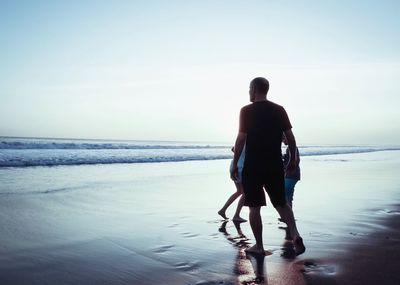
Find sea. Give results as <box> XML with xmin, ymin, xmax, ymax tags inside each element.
<box><xmin>1</xmin><ymin>137</ymin><xmax>399</xmax><ymax>168</ymax></box>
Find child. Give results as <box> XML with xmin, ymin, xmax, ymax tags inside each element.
<box><xmin>282</xmin><ymin>134</ymin><xmax>301</xmax><ymax>209</ymax></box>
<box><xmin>218</xmin><ymin>145</ymin><xmax>247</xmax><ymax>222</ymax></box>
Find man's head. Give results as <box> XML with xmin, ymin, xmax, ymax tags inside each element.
<box><xmin>249</xmin><ymin>77</ymin><xmax>269</xmax><ymax>102</ymax></box>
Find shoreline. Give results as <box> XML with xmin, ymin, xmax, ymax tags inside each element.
<box><xmin>0</xmin><ymin>151</ymin><xmax>399</xmax><ymax>284</ymax></box>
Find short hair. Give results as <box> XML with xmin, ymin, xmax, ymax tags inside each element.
<box><xmin>251</xmin><ymin>77</ymin><xmax>269</xmax><ymax>95</ymax></box>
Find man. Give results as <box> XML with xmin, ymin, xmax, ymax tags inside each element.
<box><xmin>231</xmin><ymin>77</ymin><xmax>305</xmax><ymax>255</ymax></box>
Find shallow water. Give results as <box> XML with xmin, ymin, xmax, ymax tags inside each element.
<box><xmin>0</xmin><ymin>151</ymin><xmax>399</xmax><ymax>284</ymax></box>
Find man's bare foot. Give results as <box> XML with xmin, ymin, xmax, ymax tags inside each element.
<box><xmin>245</xmin><ymin>244</ymin><xmax>266</xmax><ymax>255</ymax></box>
<box><xmin>294</xmin><ymin>237</ymin><xmax>306</xmax><ymax>256</ymax></box>
<box><xmin>232</xmin><ymin>216</ymin><xmax>247</xmax><ymax>223</ymax></box>
<box><xmin>218</xmin><ymin>210</ymin><xmax>228</xmax><ymax>220</ymax></box>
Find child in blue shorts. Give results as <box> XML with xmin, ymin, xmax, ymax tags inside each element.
<box><xmin>282</xmin><ymin>134</ymin><xmax>300</xmax><ymax>209</ymax></box>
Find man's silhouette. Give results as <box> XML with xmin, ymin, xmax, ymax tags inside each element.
<box><xmin>231</xmin><ymin>77</ymin><xmax>305</xmax><ymax>255</ymax></box>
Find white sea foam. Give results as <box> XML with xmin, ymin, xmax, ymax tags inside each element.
<box><xmin>0</xmin><ymin>137</ymin><xmax>399</xmax><ymax>167</ymax></box>
<box><xmin>0</xmin><ymin>137</ymin><xmax>227</xmax><ymax>150</ymax></box>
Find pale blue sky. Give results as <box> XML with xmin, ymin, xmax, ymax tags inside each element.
<box><xmin>1</xmin><ymin>0</ymin><xmax>399</xmax><ymax>144</ymax></box>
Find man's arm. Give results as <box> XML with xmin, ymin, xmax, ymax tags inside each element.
<box><xmin>283</xmin><ymin>128</ymin><xmax>297</xmax><ymax>176</ymax></box>
<box><xmin>231</xmin><ymin>132</ymin><xmax>246</xmax><ymax>181</ymax></box>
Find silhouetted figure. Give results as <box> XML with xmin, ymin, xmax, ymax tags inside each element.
<box><xmin>282</xmin><ymin>133</ymin><xmax>301</xmax><ymax>209</ymax></box>
<box><xmin>231</xmin><ymin>77</ymin><xmax>305</xmax><ymax>256</ymax></box>
<box><xmin>218</xmin><ymin>146</ymin><xmax>247</xmax><ymax>222</ymax></box>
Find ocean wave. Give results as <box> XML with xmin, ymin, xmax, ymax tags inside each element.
<box><xmin>0</xmin><ymin>185</ymin><xmax>86</xmax><ymax>195</ymax></box>
<box><xmin>0</xmin><ymin>152</ymin><xmax>232</xmax><ymax>167</ymax></box>
<box><xmin>299</xmin><ymin>146</ymin><xmax>400</xmax><ymax>156</ymax></box>
<box><xmin>0</xmin><ymin>138</ymin><xmax>399</xmax><ymax>168</ymax></box>
<box><xmin>0</xmin><ymin>148</ymin><xmax>232</xmax><ymax>167</ymax></box>
<box><xmin>0</xmin><ymin>139</ymin><xmax>228</xmax><ymax>150</ymax></box>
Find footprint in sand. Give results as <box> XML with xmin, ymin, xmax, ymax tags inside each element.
<box><xmin>309</xmin><ymin>232</ymin><xmax>333</xmax><ymax>238</ymax></box>
<box><xmin>152</xmin><ymin>244</ymin><xmax>174</xmax><ymax>254</ymax></box>
<box><xmin>194</xmin><ymin>280</ymin><xmax>233</xmax><ymax>285</ymax></box>
<box><xmin>174</xmin><ymin>261</ymin><xmax>200</xmax><ymax>272</ymax></box>
<box><xmin>349</xmin><ymin>232</ymin><xmax>368</xmax><ymax>237</ymax></box>
<box><xmin>377</xmin><ymin>209</ymin><xmax>400</xmax><ymax>215</ymax></box>
<box><xmin>301</xmin><ymin>260</ymin><xmax>337</xmax><ymax>275</ymax></box>
<box><xmin>208</xmin><ymin>233</ymin><xmax>220</xmax><ymax>240</ymax></box>
<box><xmin>181</xmin><ymin>232</ymin><xmax>199</xmax><ymax>238</ymax></box>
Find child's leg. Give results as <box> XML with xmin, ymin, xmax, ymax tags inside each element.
<box><xmin>218</xmin><ymin>182</ymin><xmax>243</xmax><ymax>219</ymax></box>
<box><xmin>284</xmin><ymin>178</ymin><xmax>298</xmax><ymax>209</ymax></box>
<box><xmin>232</xmin><ymin>184</ymin><xmax>247</xmax><ymax>222</ymax></box>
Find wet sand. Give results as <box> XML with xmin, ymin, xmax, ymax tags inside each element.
<box><xmin>0</xmin><ymin>150</ymin><xmax>399</xmax><ymax>284</ymax></box>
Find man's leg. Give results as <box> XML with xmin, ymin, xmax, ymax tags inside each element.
<box><xmin>275</xmin><ymin>205</ymin><xmax>298</xmax><ymax>239</ymax></box>
<box><xmin>246</xmin><ymin>206</ymin><xmax>265</xmax><ymax>255</ymax></box>
<box><xmin>275</xmin><ymin>204</ymin><xmax>305</xmax><ymax>255</ymax></box>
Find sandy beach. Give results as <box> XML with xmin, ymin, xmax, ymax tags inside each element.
<box><xmin>0</xmin><ymin>150</ymin><xmax>399</xmax><ymax>285</ymax></box>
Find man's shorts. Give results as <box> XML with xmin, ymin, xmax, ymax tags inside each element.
<box><xmin>242</xmin><ymin>165</ymin><xmax>286</xmax><ymax>208</ymax></box>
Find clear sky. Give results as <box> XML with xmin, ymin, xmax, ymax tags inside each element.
<box><xmin>1</xmin><ymin>0</ymin><xmax>399</xmax><ymax>145</ymax></box>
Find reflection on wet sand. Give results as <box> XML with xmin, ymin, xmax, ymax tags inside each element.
<box><xmin>219</xmin><ymin>221</ymin><xmax>268</xmax><ymax>284</ymax></box>
<box><xmin>278</xmin><ymin>225</ymin><xmax>296</xmax><ymax>259</ymax></box>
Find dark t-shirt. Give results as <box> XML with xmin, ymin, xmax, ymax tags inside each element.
<box><xmin>239</xmin><ymin>101</ymin><xmax>292</xmax><ymax>168</ymax></box>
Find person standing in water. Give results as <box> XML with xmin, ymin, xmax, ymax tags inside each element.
<box><xmin>231</xmin><ymin>77</ymin><xmax>305</xmax><ymax>255</ymax></box>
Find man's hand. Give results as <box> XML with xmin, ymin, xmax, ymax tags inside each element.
<box><xmin>230</xmin><ymin>165</ymin><xmax>239</xmax><ymax>182</ymax></box>
<box><xmin>285</xmin><ymin>161</ymin><xmax>296</xmax><ymax>177</ymax></box>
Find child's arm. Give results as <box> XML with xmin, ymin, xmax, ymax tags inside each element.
<box><xmin>283</xmin><ymin>129</ymin><xmax>297</xmax><ymax>176</ymax></box>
